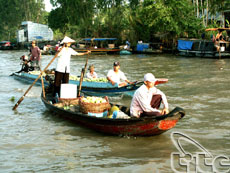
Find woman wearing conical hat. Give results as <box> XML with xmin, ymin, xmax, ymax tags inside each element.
<box><xmin>53</xmin><ymin>36</ymin><xmax>90</xmax><ymax>97</ymax></box>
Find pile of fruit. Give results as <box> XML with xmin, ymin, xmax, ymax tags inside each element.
<box><xmin>69</xmin><ymin>75</ymin><xmax>108</xmax><ymax>83</ymax></box>
<box><xmin>29</xmin><ymin>71</ymin><xmax>46</xmax><ymax>77</ymax></box>
<box><xmin>54</xmin><ymin>102</ymin><xmax>76</xmax><ymax>111</ymax></box>
<box><xmin>83</xmin><ymin>77</ymin><xmax>108</xmax><ymax>82</ymax></box>
<box><xmin>81</xmin><ymin>96</ymin><xmax>107</xmax><ymax>104</ymax></box>
<box><xmin>69</xmin><ymin>75</ymin><xmax>80</xmax><ymax>81</ymax></box>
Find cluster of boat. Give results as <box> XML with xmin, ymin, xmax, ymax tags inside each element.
<box><xmin>12</xmin><ymin>69</ymin><xmax>185</xmax><ymax>136</ymax></box>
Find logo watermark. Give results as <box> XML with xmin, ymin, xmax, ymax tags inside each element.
<box><xmin>171</xmin><ymin>132</ymin><xmax>230</xmax><ymax>173</ymax></box>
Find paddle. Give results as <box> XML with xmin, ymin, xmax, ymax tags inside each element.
<box><xmin>129</xmin><ymin>78</ymin><xmax>168</xmax><ymax>86</ymax></box>
<box><xmin>12</xmin><ymin>47</ymin><xmax>63</xmax><ymax>110</ymax></box>
<box><xmin>77</xmin><ymin>54</ymin><xmax>88</xmax><ymax>97</ymax></box>
<box><xmin>40</xmin><ymin>70</ymin><xmax>46</xmax><ymax>98</ymax></box>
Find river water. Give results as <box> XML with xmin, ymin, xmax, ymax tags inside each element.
<box><xmin>1</xmin><ymin>50</ymin><xmax>230</xmax><ymax>172</ymax></box>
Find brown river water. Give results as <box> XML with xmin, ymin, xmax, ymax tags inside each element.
<box><xmin>0</xmin><ymin>50</ymin><xmax>230</xmax><ymax>172</ymax></box>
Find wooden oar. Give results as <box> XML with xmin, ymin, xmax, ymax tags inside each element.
<box><xmin>131</xmin><ymin>78</ymin><xmax>168</xmax><ymax>86</ymax></box>
<box><xmin>155</xmin><ymin>78</ymin><xmax>168</xmax><ymax>85</ymax></box>
<box><xmin>12</xmin><ymin>47</ymin><xmax>63</xmax><ymax>110</ymax></box>
<box><xmin>77</xmin><ymin>55</ymin><xmax>88</xmax><ymax>97</ymax></box>
<box><xmin>40</xmin><ymin>70</ymin><xmax>46</xmax><ymax>98</ymax></box>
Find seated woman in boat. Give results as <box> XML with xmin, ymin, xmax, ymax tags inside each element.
<box><xmin>107</xmin><ymin>61</ymin><xmax>134</xmax><ymax>87</ymax></box>
<box><xmin>86</xmin><ymin>65</ymin><xmax>98</xmax><ymax>79</ymax></box>
<box><xmin>130</xmin><ymin>73</ymin><xmax>169</xmax><ymax>118</ymax></box>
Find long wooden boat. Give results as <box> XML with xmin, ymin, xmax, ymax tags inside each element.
<box><xmin>177</xmin><ymin>39</ymin><xmax>230</xmax><ymax>58</ymax></box>
<box><xmin>11</xmin><ymin>72</ymin><xmax>143</xmax><ymax>97</ymax></box>
<box><xmin>41</xmin><ymin>93</ymin><xmax>185</xmax><ymax>136</ymax></box>
<box><xmin>74</xmin><ymin>38</ymin><xmax>121</xmax><ymax>54</ymax></box>
<box><xmin>177</xmin><ymin>28</ymin><xmax>230</xmax><ymax>58</ymax></box>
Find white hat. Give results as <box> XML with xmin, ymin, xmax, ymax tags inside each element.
<box><xmin>60</xmin><ymin>36</ymin><xmax>75</xmax><ymax>44</ymax></box>
<box><xmin>144</xmin><ymin>73</ymin><xmax>157</xmax><ymax>83</ymax></box>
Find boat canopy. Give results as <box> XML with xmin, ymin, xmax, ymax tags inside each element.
<box><xmin>177</xmin><ymin>40</ymin><xmax>194</xmax><ymax>50</ymax></box>
<box><xmin>205</xmin><ymin>28</ymin><xmax>230</xmax><ymax>31</ymax></box>
<box><xmin>83</xmin><ymin>38</ymin><xmax>117</xmax><ymax>41</ymax></box>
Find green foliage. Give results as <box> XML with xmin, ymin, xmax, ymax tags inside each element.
<box><xmin>136</xmin><ymin>0</ymin><xmax>203</xmax><ymax>40</ymax></box>
<box><xmin>0</xmin><ymin>0</ymin><xmax>47</xmax><ymax>40</ymax></box>
<box><xmin>1</xmin><ymin>0</ymin><xmax>228</xmax><ymax>46</ymax></box>
<box><xmin>49</xmin><ymin>0</ymin><xmax>95</xmax><ymax>37</ymax></box>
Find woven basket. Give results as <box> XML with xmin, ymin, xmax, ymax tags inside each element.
<box><xmin>58</xmin><ymin>98</ymin><xmax>79</xmax><ymax>106</ymax></box>
<box><xmin>79</xmin><ymin>97</ymin><xmax>111</xmax><ymax>114</ymax></box>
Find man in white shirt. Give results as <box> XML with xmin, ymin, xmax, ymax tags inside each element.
<box><xmin>107</xmin><ymin>61</ymin><xmax>134</xmax><ymax>87</ymax></box>
<box><xmin>130</xmin><ymin>73</ymin><xmax>169</xmax><ymax>117</ymax></box>
<box><xmin>53</xmin><ymin>36</ymin><xmax>90</xmax><ymax>97</ymax></box>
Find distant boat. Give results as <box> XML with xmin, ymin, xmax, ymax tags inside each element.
<box><xmin>177</xmin><ymin>28</ymin><xmax>230</xmax><ymax>58</ymax></box>
<box><xmin>177</xmin><ymin>39</ymin><xmax>230</xmax><ymax>58</ymax></box>
<box><xmin>134</xmin><ymin>42</ymin><xmax>163</xmax><ymax>54</ymax></box>
<box><xmin>74</xmin><ymin>38</ymin><xmax>120</xmax><ymax>54</ymax></box>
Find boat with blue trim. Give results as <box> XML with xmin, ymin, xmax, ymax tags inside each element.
<box><xmin>11</xmin><ymin>72</ymin><xmax>142</xmax><ymax>97</ymax></box>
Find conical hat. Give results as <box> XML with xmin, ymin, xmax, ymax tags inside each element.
<box><xmin>60</xmin><ymin>36</ymin><xmax>75</xmax><ymax>44</ymax></box>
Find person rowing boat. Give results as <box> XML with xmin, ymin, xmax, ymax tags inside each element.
<box><xmin>53</xmin><ymin>36</ymin><xmax>90</xmax><ymax>97</ymax></box>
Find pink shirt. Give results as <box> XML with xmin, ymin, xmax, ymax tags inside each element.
<box><xmin>130</xmin><ymin>84</ymin><xmax>168</xmax><ymax>117</ymax></box>
<box><xmin>30</xmin><ymin>46</ymin><xmax>41</xmax><ymax>61</ymax></box>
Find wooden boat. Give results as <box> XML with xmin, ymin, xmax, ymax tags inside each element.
<box><xmin>11</xmin><ymin>72</ymin><xmax>143</xmax><ymax>97</ymax></box>
<box><xmin>177</xmin><ymin>28</ymin><xmax>230</xmax><ymax>58</ymax></box>
<box><xmin>74</xmin><ymin>38</ymin><xmax>121</xmax><ymax>54</ymax></box>
<box><xmin>41</xmin><ymin>93</ymin><xmax>185</xmax><ymax>136</ymax></box>
<box><xmin>134</xmin><ymin>42</ymin><xmax>163</xmax><ymax>54</ymax></box>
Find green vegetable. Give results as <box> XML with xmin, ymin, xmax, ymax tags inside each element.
<box><xmin>9</xmin><ymin>96</ymin><xmax>15</xmax><ymax>102</ymax></box>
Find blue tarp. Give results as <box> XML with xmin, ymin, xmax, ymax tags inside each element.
<box><xmin>177</xmin><ymin>40</ymin><xmax>193</xmax><ymax>50</ymax></box>
<box><xmin>136</xmin><ymin>43</ymin><xmax>149</xmax><ymax>52</ymax></box>
<box><xmin>84</xmin><ymin>38</ymin><xmax>117</xmax><ymax>41</ymax></box>
<box><xmin>33</xmin><ymin>36</ymin><xmax>43</xmax><ymax>40</ymax></box>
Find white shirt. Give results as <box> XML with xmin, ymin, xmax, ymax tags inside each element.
<box><xmin>87</xmin><ymin>72</ymin><xmax>98</xmax><ymax>79</ymax></box>
<box><xmin>107</xmin><ymin>69</ymin><xmax>127</xmax><ymax>84</ymax></box>
<box><xmin>130</xmin><ymin>84</ymin><xmax>168</xmax><ymax>117</ymax></box>
<box><xmin>56</xmin><ymin>47</ymin><xmax>79</xmax><ymax>73</ymax></box>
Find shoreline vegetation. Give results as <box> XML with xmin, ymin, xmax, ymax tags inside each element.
<box><xmin>0</xmin><ymin>0</ymin><xmax>229</xmax><ymax>49</ymax></box>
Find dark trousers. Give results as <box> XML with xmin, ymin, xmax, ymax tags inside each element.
<box><xmin>140</xmin><ymin>94</ymin><xmax>162</xmax><ymax>117</ymax></box>
<box><xmin>53</xmin><ymin>71</ymin><xmax>69</xmax><ymax>97</ymax></box>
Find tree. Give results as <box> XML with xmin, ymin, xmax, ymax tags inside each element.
<box><xmin>136</xmin><ymin>0</ymin><xmax>203</xmax><ymax>41</ymax></box>
<box><xmin>0</xmin><ymin>0</ymin><xmax>46</xmax><ymax>41</ymax></box>
<box><xmin>49</xmin><ymin>0</ymin><xmax>95</xmax><ymax>38</ymax></box>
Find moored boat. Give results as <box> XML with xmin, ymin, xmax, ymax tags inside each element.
<box><xmin>41</xmin><ymin>92</ymin><xmax>185</xmax><ymax>136</ymax></box>
<box><xmin>177</xmin><ymin>28</ymin><xmax>230</xmax><ymax>58</ymax></box>
<box><xmin>74</xmin><ymin>38</ymin><xmax>121</xmax><ymax>54</ymax></box>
